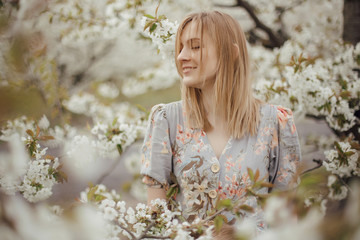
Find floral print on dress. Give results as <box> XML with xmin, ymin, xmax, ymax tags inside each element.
<box><xmin>140</xmin><ymin>101</ymin><xmax>301</xmax><ymax>231</ymax></box>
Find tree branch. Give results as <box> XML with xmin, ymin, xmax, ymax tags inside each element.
<box><xmin>215</xmin><ymin>0</ymin><xmax>287</xmax><ymax>48</ymax></box>
<box><xmin>137</xmin><ymin>222</ymin><xmax>156</xmax><ymax>240</ymax></box>
<box><xmin>202</xmin><ymin>208</ymin><xmax>226</xmax><ymax>222</ymax></box>
<box><xmin>139</xmin><ymin>235</ymin><xmax>171</xmax><ymax>239</ymax></box>
<box><xmin>305</xmin><ymin>113</ymin><xmax>360</xmax><ymax>143</ymax></box>
<box><xmin>301</xmin><ymin>159</ymin><xmax>323</xmax><ymax>175</ymax></box>
<box><xmin>118</xmin><ymin>224</ymin><xmax>137</xmax><ymax>240</ymax></box>
<box><xmin>94</xmin><ymin>145</ymin><xmax>130</xmax><ymax>185</ymax></box>
<box><xmin>237</xmin><ymin>0</ymin><xmax>285</xmax><ymax>47</ymax></box>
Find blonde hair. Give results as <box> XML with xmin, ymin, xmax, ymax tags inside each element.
<box><xmin>175</xmin><ymin>11</ymin><xmax>261</xmax><ymax>138</ymax></box>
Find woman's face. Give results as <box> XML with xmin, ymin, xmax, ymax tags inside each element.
<box><xmin>177</xmin><ymin>21</ymin><xmax>218</xmax><ymax>90</ymax></box>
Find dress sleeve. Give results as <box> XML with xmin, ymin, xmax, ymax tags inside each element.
<box><xmin>269</xmin><ymin>106</ymin><xmax>301</xmax><ymax>191</ymax></box>
<box><xmin>140</xmin><ymin>104</ymin><xmax>173</xmax><ymax>187</ymax></box>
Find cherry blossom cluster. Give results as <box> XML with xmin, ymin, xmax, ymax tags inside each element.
<box><xmin>0</xmin><ymin>116</ymin><xmax>68</xmax><ymax>202</ymax></box>
<box><xmin>253</xmin><ymin>41</ymin><xmax>360</xmax><ymax>132</ymax></box>
<box><xmin>324</xmin><ymin>140</ymin><xmax>360</xmax><ymax>178</ymax></box>
<box><xmin>79</xmin><ymin>184</ymin><xmax>215</xmax><ymax>240</ymax></box>
<box><xmin>63</xmin><ymin>92</ymin><xmax>147</xmax><ymax>160</ymax></box>
<box><xmin>45</xmin><ymin>0</ymin><xmax>130</xmax><ymax>43</ymax></box>
<box><xmin>121</xmin><ymin>59</ymin><xmax>179</xmax><ymax>97</ymax></box>
<box><xmin>140</xmin><ymin>15</ymin><xmax>178</xmax><ymax>59</ymax></box>
<box><xmin>63</xmin><ymin>92</ymin><xmax>146</xmax><ymax>124</ymax></box>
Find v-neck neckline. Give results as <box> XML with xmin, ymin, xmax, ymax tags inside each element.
<box><xmin>201</xmin><ymin>129</ymin><xmax>233</xmax><ymax>162</ymax></box>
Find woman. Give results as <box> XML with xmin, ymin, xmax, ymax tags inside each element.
<box><xmin>140</xmin><ymin>11</ymin><xmax>301</xmax><ymax>231</ymax></box>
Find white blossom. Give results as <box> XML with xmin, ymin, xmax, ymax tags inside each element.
<box><xmin>97</xmin><ymin>83</ymin><xmax>119</xmax><ymax>99</ymax></box>
<box><xmin>38</xmin><ymin>115</ymin><xmax>50</xmax><ymax>130</ymax></box>
<box><xmin>264</xmin><ymin>196</ymin><xmax>293</xmax><ymax>226</ymax></box>
<box><xmin>324</xmin><ymin>141</ymin><xmax>359</xmax><ymax>178</ymax></box>
<box><xmin>0</xmin><ymin>134</ymin><xmax>28</xmax><ymax>195</ymax></box>
<box><xmin>327</xmin><ymin>175</ymin><xmax>348</xmax><ymax>201</ymax></box>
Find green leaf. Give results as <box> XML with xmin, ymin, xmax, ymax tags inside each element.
<box><xmin>150</xmin><ymin>23</ymin><xmax>157</xmax><ymax>33</ymax></box>
<box><xmin>94</xmin><ymin>194</ymin><xmax>106</xmax><ymax>202</ymax></box>
<box><xmin>166</xmin><ymin>185</ymin><xmax>178</xmax><ymax>199</ymax></box>
<box><xmin>28</xmin><ymin>141</ymin><xmax>37</xmax><ymax>157</ymax></box>
<box><xmin>345</xmin><ymin>151</ymin><xmax>355</xmax><ymax>157</ymax></box>
<box><xmin>216</xmin><ymin>198</ymin><xmax>233</xmax><ymax>210</ymax></box>
<box><xmin>214</xmin><ymin>215</ymin><xmax>224</xmax><ymax>233</ymax></box>
<box><xmin>290</xmin><ymin>95</ymin><xmax>298</xmax><ymax>105</ymax></box>
<box><xmin>356</xmin><ymin>55</ymin><xmax>360</xmax><ymax>65</ymax></box>
<box><xmin>337</xmin><ymin>78</ymin><xmax>348</xmax><ymax>90</ymax></box>
<box><xmin>158</xmin><ymin>15</ymin><xmax>166</xmax><ymax>20</ymax></box>
<box><xmin>144</xmin><ymin>14</ymin><xmax>155</xmax><ymax>19</ymax></box>
<box><xmin>87</xmin><ymin>185</ymin><xmax>98</xmax><ymax>201</ymax></box>
<box><xmin>339</xmin><ymin>91</ymin><xmax>351</xmax><ymax>99</ymax></box>
<box><xmin>31</xmin><ymin>182</ymin><xmax>43</xmax><ymax>191</ymax></box>
<box><xmin>247</xmin><ymin>168</ymin><xmax>254</xmax><ymax>182</ymax></box>
<box><xmin>112</xmin><ymin>117</ymin><xmax>118</xmax><ymax>126</ymax></box>
<box><xmin>334</xmin><ymin>141</ymin><xmax>343</xmax><ymax>153</ymax></box>
<box><xmin>117</xmin><ymin>144</ymin><xmax>123</xmax><ymax>155</ymax></box>
<box><xmin>325</xmin><ymin>102</ymin><xmax>331</xmax><ymax>113</ymax></box>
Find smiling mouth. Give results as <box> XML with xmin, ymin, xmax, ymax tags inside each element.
<box><xmin>183</xmin><ymin>67</ymin><xmax>197</xmax><ymax>73</ymax></box>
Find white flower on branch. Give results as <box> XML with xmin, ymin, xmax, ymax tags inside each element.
<box><xmin>97</xmin><ymin>82</ymin><xmax>119</xmax><ymax>99</ymax></box>
<box><xmin>327</xmin><ymin>175</ymin><xmax>348</xmax><ymax>201</ymax></box>
<box><xmin>324</xmin><ymin>141</ymin><xmax>359</xmax><ymax>178</ymax></box>
<box><xmin>264</xmin><ymin>196</ymin><xmax>293</xmax><ymax>227</ymax></box>
<box><xmin>121</xmin><ymin>59</ymin><xmax>179</xmax><ymax>97</ymax></box>
<box><xmin>38</xmin><ymin>115</ymin><xmax>50</xmax><ymax>130</ymax></box>
<box><xmin>0</xmin><ymin>134</ymin><xmax>28</xmax><ymax>195</ymax></box>
<box><xmin>19</xmin><ymin>157</ymin><xmax>60</xmax><ymax>202</ymax></box>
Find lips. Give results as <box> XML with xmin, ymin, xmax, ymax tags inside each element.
<box><xmin>182</xmin><ymin>66</ymin><xmax>197</xmax><ymax>74</ymax></box>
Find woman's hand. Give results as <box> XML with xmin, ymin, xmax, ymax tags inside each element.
<box><xmin>147</xmin><ymin>187</ymin><xmax>167</xmax><ymax>206</ymax></box>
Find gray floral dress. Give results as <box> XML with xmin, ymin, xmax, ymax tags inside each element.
<box><xmin>140</xmin><ymin>101</ymin><xmax>301</xmax><ymax>229</ymax></box>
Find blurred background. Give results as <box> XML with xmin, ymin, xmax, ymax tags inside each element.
<box><xmin>0</xmin><ymin>0</ymin><xmax>359</xmax><ymax>239</ymax></box>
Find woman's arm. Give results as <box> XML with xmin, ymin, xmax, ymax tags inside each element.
<box><xmin>147</xmin><ymin>187</ymin><xmax>167</xmax><ymax>206</ymax></box>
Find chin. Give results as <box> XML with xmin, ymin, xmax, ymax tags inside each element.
<box><xmin>182</xmin><ymin>79</ymin><xmax>200</xmax><ymax>88</ymax></box>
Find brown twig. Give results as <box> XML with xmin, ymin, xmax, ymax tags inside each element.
<box><xmin>117</xmin><ymin>219</ymin><xmax>137</xmax><ymax>240</ymax></box>
<box><xmin>139</xmin><ymin>235</ymin><xmax>171</xmax><ymax>239</ymax></box>
<box><xmin>301</xmin><ymin>159</ymin><xmax>323</xmax><ymax>175</ymax></box>
<box><xmin>94</xmin><ymin>145</ymin><xmax>130</xmax><ymax>185</ymax></box>
<box><xmin>137</xmin><ymin>221</ymin><xmax>156</xmax><ymax>240</ymax></box>
<box><xmin>202</xmin><ymin>208</ymin><xmax>226</xmax><ymax>222</ymax></box>
<box><xmin>117</xmin><ymin>219</ymin><xmax>171</xmax><ymax>239</ymax></box>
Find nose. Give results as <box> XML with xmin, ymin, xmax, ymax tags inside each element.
<box><xmin>177</xmin><ymin>46</ymin><xmax>190</xmax><ymax>62</ymax></box>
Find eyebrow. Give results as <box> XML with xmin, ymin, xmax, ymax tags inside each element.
<box><xmin>180</xmin><ymin>38</ymin><xmax>200</xmax><ymax>45</ymax></box>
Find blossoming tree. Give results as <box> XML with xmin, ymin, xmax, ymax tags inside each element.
<box><xmin>0</xmin><ymin>0</ymin><xmax>359</xmax><ymax>239</ymax></box>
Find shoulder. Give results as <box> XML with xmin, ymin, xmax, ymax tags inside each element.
<box><xmin>260</xmin><ymin>104</ymin><xmax>294</xmax><ymax>119</ymax></box>
<box><xmin>150</xmin><ymin>100</ymin><xmax>182</xmax><ymax>121</ymax></box>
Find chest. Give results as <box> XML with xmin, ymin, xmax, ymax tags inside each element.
<box><xmin>205</xmin><ymin>129</ymin><xmax>230</xmax><ymax>159</ymax></box>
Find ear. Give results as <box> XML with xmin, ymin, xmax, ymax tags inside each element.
<box><xmin>233</xmin><ymin>43</ymin><xmax>240</xmax><ymax>60</ymax></box>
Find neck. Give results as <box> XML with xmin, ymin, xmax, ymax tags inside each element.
<box><xmin>201</xmin><ymin>85</ymin><xmax>221</xmax><ymax>128</ymax></box>
<box><xmin>201</xmin><ymin>86</ymin><xmax>213</xmax><ymax>114</ymax></box>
